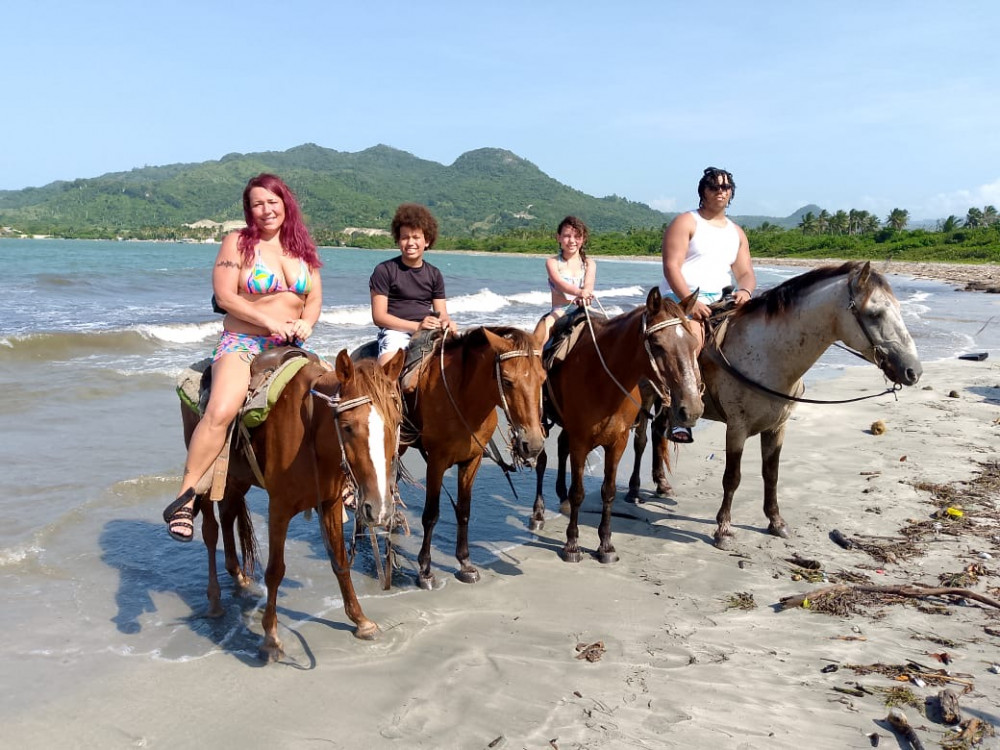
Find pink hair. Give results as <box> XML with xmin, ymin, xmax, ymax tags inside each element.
<box><xmin>237</xmin><ymin>173</ymin><xmax>322</xmax><ymax>268</ymax></box>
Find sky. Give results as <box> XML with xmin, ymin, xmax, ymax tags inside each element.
<box><xmin>3</xmin><ymin>1</ymin><xmax>1000</xmax><ymax>222</ymax></box>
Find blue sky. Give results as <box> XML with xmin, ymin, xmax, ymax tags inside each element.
<box><xmin>4</xmin><ymin>1</ymin><xmax>999</xmax><ymax>221</ymax></box>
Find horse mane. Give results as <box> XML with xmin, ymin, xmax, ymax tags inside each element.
<box><xmin>441</xmin><ymin>326</ymin><xmax>537</xmax><ymax>356</ymax></box>
<box><xmin>736</xmin><ymin>260</ymin><xmax>890</xmax><ymax>320</ymax></box>
<box><xmin>350</xmin><ymin>358</ymin><xmax>402</xmax><ymax>423</ymax></box>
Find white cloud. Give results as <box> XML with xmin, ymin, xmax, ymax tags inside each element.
<box><xmin>919</xmin><ymin>178</ymin><xmax>1000</xmax><ymax>219</ymax></box>
<box><xmin>647</xmin><ymin>197</ymin><xmax>679</xmax><ymax>213</ymax></box>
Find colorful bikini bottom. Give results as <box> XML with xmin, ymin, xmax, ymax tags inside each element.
<box><xmin>211</xmin><ymin>330</ymin><xmax>303</xmax><ymax>361</ymax></box>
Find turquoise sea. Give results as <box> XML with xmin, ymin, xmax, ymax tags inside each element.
<box><xmin>0</xmin><ymin>237</ymin><xmax>997</xmax><ymax>703</ymax></box>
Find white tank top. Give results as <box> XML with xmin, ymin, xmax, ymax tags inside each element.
<box><xmin>659</xmin><ymin>210</ymin><xmax>740</xmax><ymax>299</ymax></box>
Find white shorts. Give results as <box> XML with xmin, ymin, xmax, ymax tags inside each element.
<box><xmin>376</xmin><ymin>328</ymin><xmax>412</xmax><ymax>358</ymax></box>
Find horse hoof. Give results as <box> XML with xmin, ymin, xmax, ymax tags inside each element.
<box><xmin>624</xmin><ymin>492</ymin><xmax>643</xmax><ymax>505</ymax></box>
<box><xmin>769</xmin><ymin>524</ymin><xmax>791</xmax><ymax>539</ymax></box>
<box><xmin>528</xmin><ymin>517</ymin><xmax>545</xmax><ymax>532</ymax></box>
<box><xmin>353</xmin><ymin>622</ymin><xmax>380</xmax><ymax>641</ymax></box>
<box><xmin>654</xmin><ymin>480</ymin><xmax>672</xmax><ymax>496</ymax></box>
<box><xmin>258</xmin><ymin>641</ymin><xmax>284</xmax><ymax>664</ymax></box>
<box><xmin>713</xmin><ymin>534</ymin><xmax>735</xmax><ymax>551</ymax></box>
<box><xmin>562</xmin><ymin>549</ymin><xmax>583</xmax><ymax>563</ymax></box>
<box><xmin>597</xmin><ymin>551</ymin><xmax>619</xmax><ymax>564</ymax></box>
<box><xmin>206</xmin><ymin>603</ymin><xmax>225</xmax><ymax>619</ymax></box>
<box><xmin>418</xmin><ymin>573</ymin><xmax>436</xmax><ymax>591</ymax></box>
<box><xmin>456</xmin><ymin>568</ymin><xmax>480</xmax><ymax>584</ymax></box>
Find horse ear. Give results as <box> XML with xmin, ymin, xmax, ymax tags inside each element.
<box><xmin>854</xmin><ymin>261</ymin><xmax>872</xmax><ymax>289</ymax></box>
<box><xmin>382</xmin><ymin>348</ymin><xmax>405</xmax><ymax>381</ymax></box>
<box><xmin>680</xmin><ymin>289</ymin><xmax>700</xmax><ymax>317</ymax></box>
<box><xmin>335</xmin><ymin>349</ymin><xmax>354</xmax><ymax>383</ymax></box>
<box><xmin>645</xmin><ymin>286</ymin><xmax>662</xmax><ymax>313</ymax></box>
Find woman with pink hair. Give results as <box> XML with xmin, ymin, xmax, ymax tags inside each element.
<box><xmin>163</xmin><ymin>173</ymin><xmax>323</xmax><ymax>542</ymax></box>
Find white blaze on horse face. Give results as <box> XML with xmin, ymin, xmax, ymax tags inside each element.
<box><xmin>366</xmin><ymin>406</ymin><xmax>389</xmax><ymax>514</ymax></box>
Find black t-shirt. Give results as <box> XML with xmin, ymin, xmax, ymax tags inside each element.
<box><xmin>369</xmin><ymin>256</ymin><xmax>447</xmax><ymax>323</ymax></box>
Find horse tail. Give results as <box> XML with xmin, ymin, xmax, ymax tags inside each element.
<box><xmin>235</xmin><ymin>494</ymin><xmax>260</xmax><ymax>580</ymax></box>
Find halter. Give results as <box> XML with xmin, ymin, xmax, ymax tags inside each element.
<box><xmin>844</xmin><ymin>278</ymin><xmax>888</xmax><ymax>370</ymax></box>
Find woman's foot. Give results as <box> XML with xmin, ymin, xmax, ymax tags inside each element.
<box><xmin>163</xmin><ymin>490</ymin><xmax>199</xmax><ymax>543</ymax></box>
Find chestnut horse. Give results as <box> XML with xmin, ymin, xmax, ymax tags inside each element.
<box><xmin>182</xmin><ymin>349</ymin><xmax>404</xmax><ymax>662</ymax></box>
<box><xmin>394</xmin><ymin>326</ymin><xmax>547</xmax><ymax>589</ymax></box>
<box><xmin>531</xmin><ymin>288</ymin><xmax>703</xmax><ymax>563</ymax></box>
<box><xmin>627</xmin><ymin>261</ymin><xmax>922</xmax><ymax>549</ymax></box>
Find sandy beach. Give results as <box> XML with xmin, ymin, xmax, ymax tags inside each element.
<box><xmin>5</xmin><ymin>352</ymin><xmax>998</xmax><ymax>749</ymax></box>
<box><xmin>758</xmin><ymin>257</ymin><xmax>1000</xmax><ymax>293</ymax></box>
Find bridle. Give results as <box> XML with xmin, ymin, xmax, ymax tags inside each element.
<box><xmin>439</xmin><ymin>329</ymin><xmax>543</xmax><ymax>469</ymax></box>
<box><xmin>309</xmin><ymin>384</ymin><xmax>403</xmax><ymax>589</ymax></box>
<box><xmin>710</xmin><ymin>277</ymin><xmax>902</xmax><ymax>405</ymax></box>
<box><xmin>569</xmin><ymin>303</ymin><xmax>693</xmax><ymax>419</ymax></box>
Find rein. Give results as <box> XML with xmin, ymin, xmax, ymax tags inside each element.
<box><xmin>708</xmin><ymin>279</ymin><xmax>901</xmax><ymax>406</ymax></box>
<box><xmin>578</xmin><ymin>303</ymin><xmax>685</xmax><ymax>419</ymax></box>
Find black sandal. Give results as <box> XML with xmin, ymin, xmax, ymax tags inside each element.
<box><xmin>163</xmin><ymin>490</ymin><xmax>200</xmax><ymax>543</ymax></box>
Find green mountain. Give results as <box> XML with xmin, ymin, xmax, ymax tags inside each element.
<box><xmin>0</xmin><ymin>143</ymin><xmax>813</xmax><ymax>238</ymax></box>
<box><xmin>0</xmin><ymin>144</ymin><xmax>669</xmax><ymax>237</ymax></box>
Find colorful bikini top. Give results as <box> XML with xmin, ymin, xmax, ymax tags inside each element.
<box><xmin>245</xmin><ymin>248</ymin><xmax>313</xmax><ymax>295</ymax></box>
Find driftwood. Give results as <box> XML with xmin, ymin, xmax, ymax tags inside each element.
<box><xmin>780</xmin><ymin>583</ymin><xmax>1000</xmax><ymax>611</ymax></box>
<box><xmin>887</xmin><ymin>708</ymin><xmax>926</xmax><ymax>750</ymax></box>
<box><xmin>937</xmin><ymin>688</ymin><xmax>962</xmax><ymax>725</ymax></box>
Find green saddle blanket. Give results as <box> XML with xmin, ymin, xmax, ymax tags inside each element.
<box><xmin>175</xmin><ymin>356</ymin><xmax>313</xmax><ymax>428</ymax></box>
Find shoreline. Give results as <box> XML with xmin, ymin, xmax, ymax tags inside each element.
<box><xmin>5</xmin><ymin>358</ymin><xmax>998</xmax><ymax>748</ymax></box>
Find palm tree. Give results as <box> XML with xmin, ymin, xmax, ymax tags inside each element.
<box><xmin>861</xmin><ymin>214</ymin><xmax>880</xmax><ymax>234</ymax></box>
<box><xmin>886</xmin><ymin>208</ymin><xmax>909</xmax><ymax>231</ymax></box>
<box><xmin>798</xmin><ymin>211</ymin><xmax>817</xmax><ymax>235</ymax></box>
<box><xmin>830</xmin><ymin>210</ymin><xmax>849</xmax><ymax>235</ymax></box>
<box><xmin>816</xmin><ymin>209</ymin><xmax>830</xmax><ymax>234</ymax></box>
<box><xmin>965</xmin><ymin>207</ymin><xmax>984</xmax><ymax>228</ymax></box>
<box><xmin>848</xmin><ymin>209</ymin><xmax>861</xmax><ymax>235</ymax></box>
<box><xmin>940</xmin><ymin>215</ymin><xmax>961</xmax><ymax>232</ymax></box>
<box><xmin>983</xmin><ymin>205</ymin><xmax>998</xmax><ymax>226</ymax></box>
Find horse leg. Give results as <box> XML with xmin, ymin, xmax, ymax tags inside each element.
<box><xmin>650</xmin><ymin>411</ymin><xmax>673</xmax><ymax>496</ymax></box>
<box><xmin>562</xmin><ymin>445</ymin><xmax>588</xmax><ymax>563</ymax></box>
<box><xmin>417</xmin><ymin>459</ymin><xmax>446</xmax><ymax>590</ymax></box>
<box><xmin>259</xmin><ymin>511</ymin><xmax>291</xmax><ymax>663</ymax></box>
<box><xmin>318</xmin><ymin>496</ymin><xmax>378</xmax><ymax>640</ymax></box>
<box><xmin>761</xmin><ymin>427</ymin><xmax>790</xmax><ymax>538</ymax></box>
<box><xmin>596</xmin><ymin>437</ymin><xmax>627</xmax><ymax>564</ymax></box>
<box><xmin>220</xmin><ymin>481</ymin><xmax>253</xmax><ymax>591</ymax></box>
<box><xmin>556</xmin><ymin>430</ymin><xmax>570</xmax><ymax>513</ymax></box>
<box><xmin>530</xmin><ymin>447</ymin><xmax>548</xmax><ymax>531</ymax></box>
<box><xmin>453</xmin><ymin>454</ymin><xmax>483</xmax><ymax>584</ymax></box>
<box><xmin>714</xmin><ymin>428</ymin><xmax>747</xmax><ymax>551</ymax></box>
<box><xmin>200</xmin><ymin>494</ymin><xmax>224</xmax><ymax>618</ymax></box>
<box><xmin>625</xmin><ymin>414</ymin><xmax>648</xmax><ymax>505</ymax></box>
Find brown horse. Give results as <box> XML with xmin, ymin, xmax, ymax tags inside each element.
<box><xmin>531</xmin><ymin>288</ymin><xmax>703</xmax><ymax>563</ymax></box>
<box><xmin>182</xmin><ymin>349</ymin><xmax>405</xmax><ymax>662</ymax></box>
<box><xmin>398</xmin><ymin>326</ymin><xmax>547</xmax><ymax>589</ymax></box>
<box><xmin>627</xmin><ymin>262</ymin><xmax>922</xmax><ymax>549</ymax></box>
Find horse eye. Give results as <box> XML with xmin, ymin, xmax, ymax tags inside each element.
<box><xmin>342</xmin><ymin>423</ymin><xmax>355</xmax><ymax>435</ymax></box>
<box><xmin>502</xmin><ymin>378</ymin><xmax>515</xmax><ymax>389</ymax></box>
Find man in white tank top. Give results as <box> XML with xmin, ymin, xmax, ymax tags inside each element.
<box><xmin>660</xmin><ymin>167</ymin><xmax>755</xmax><ymax>320</ymax></box>
<box><xmin>658</xmin><ymin>167</ymin><xmax>756</xmax><ymax>441</ymax></box>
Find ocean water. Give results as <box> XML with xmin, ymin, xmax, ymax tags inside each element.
<box><xmin>0</xmin><ymin>238</ymin><xmax>997</xmax><ymax>679</ymax></box>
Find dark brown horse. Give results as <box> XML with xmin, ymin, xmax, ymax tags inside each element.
<box><xmin>182</xmin><ymin>349</ymin><xmax>405</xmax><ymax>662</ymax></box>
<box><xmin>531</xmin><ymin>288</ymin><xmax>703</xmax><ymax>563</ymax></box>
<box><xmin>398</xmin><ymin>326</ymin><xmax>547</xmax><ymax>589</ymax></box>
<box><xmin>627</xmin><ymin>262</ymin><xmax>922</xmax><ymax>549</ymax></box>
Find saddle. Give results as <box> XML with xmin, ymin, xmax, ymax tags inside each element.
<box><xmin>542</xmin><ymin>307</ymin><xmax>606</xmax><ymax>372</ymax></box>
<box><xmin>175</xmin><ymin>345</ymin><xmax>323</xmax><ymax>499</ymax></box>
